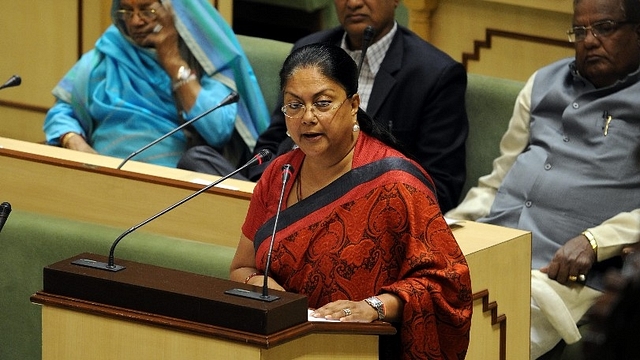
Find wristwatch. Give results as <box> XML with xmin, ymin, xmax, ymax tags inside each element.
<box><xmin>176</xmin><ymin>65</ymin><xmax>191</xmax><ymax>81</ymax></box>
<box><xmin>364</xmin><ymin>296</ymin><xmax>385</xmax><ymax>320</ymax></box>
<box><xmin>173</xmin><ymin>65</ymin><xmax>196</xmax><ymax>91</ymax></box>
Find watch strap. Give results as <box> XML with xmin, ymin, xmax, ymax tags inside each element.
<box><xmin>364</xmin><ymin>296</ymin><xmax>386</xmax><ymax>320</ymax></box>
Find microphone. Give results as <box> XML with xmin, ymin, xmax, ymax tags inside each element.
<box><xmin>225</xmin><ymin>164</ymin><xmax>294</xmax><ymax>302</ymax></box>
<box><xmin>357</xmin><ymin>26</ymin><xmax>375</xmax><ymax>78</ymax></box>
<box><xmin>0</xmin><ymin>202</ymin><xmax>11</xmax><ymax>234</ymax></box>
<box><xmin>72</xmin><ymin>149</ymin><xmax>272</xmax><ymax>272</ymax></box>
<box><xmin>0</xmin><ymin>75</ymin><xmax>21</xmax><ymax>90</ymax></box>
<box><xmin>116</xmin><ymin>91</ymin><xmax>240</xmax><ymax>169</ymax></box>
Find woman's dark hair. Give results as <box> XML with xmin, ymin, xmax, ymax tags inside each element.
<box><xmin>279</xmin><ymin>43</ymin><xmax>411</xmax><ymax>157</ymax></box>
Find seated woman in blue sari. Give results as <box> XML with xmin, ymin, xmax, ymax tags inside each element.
<box><xmin>43</xmin><ymin>0</ymin><xmax>269</xmax><ymax>173</ymax></box>
<box><xmin>229</xmin><ymin>43</ymin><xmax>472</xmax><ymax>360</ymax></box>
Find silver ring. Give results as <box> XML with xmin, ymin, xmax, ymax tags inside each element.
<box><xmin>153</xmin><ymin>24</ymin><xmax>163</xmax><ymax>33</ymax></box>
<box><xmin>342</xmin><ymin>308</ymin><xmax>352</xmax><ymax>316</ymax></box>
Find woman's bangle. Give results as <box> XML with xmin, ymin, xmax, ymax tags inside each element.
<box><xmin>244</xmin><ymin>272</ymin><xmax>262</xmax><ymax>284</ymax></box>
<box><xmin>172</xmin><ymin>73</ymin><xmax>197</xmax><ymax>91</ymax></box>
<box><xmin>60</xmin><ymin>132</ymin><xmax>79</xmax><ymax>148</ymax></box>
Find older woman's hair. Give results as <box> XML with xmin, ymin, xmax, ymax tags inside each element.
<box><xmin>279</xmin><ymin>43</ymin><xmax>410</xmax><ymax>157</ymax></box>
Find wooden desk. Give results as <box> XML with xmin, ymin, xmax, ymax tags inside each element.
<box><xmin>0</xmin><ymin>136</ymin><xmax>254</xmax><ymax>248</ymax></box>
<box><xmin>453</xmin><ymin>221</ymin><xmax>531</xmax><ymax>360</ymax></box>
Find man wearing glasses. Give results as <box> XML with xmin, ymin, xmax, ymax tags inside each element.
<box><xmin>446</xmin><ymin>0</ymin><xmax>640</xmax><ymax>358</ymax></box>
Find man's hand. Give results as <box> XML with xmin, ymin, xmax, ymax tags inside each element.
<box><xmin>540</xmin><ymin>234</ymin><xmax>596</xmax><ymax>285</ymax></box>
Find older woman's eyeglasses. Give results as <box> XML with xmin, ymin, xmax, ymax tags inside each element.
<box><xmin>566</xmin><ymin>20</ymin><xmax>634</xmax><ymax>42</ymax></box>
<box><xmin>281</xmin><ymin>98</ymin><xmax>348</xmax><ymax>120</ymax></box>
<box><xmin>115</xmin><ymin>8</ymin><xmax>158</xmax><ymax>22</ymax></box>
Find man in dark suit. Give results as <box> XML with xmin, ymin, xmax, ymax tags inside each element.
<box><xmin>248</xmin><ymin>0</ymin><xmax>468</xmax><ymax>213</ymax></box>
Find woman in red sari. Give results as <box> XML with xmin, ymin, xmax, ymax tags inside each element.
<box><xmin>230</xmin><ymin>43</ymin><xmax>472</xmax><ymax>359</ymax></box>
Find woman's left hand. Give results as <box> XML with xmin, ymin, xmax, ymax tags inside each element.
<box><xmin>310</xmin><ymin>299</ymin><xmax>378</xmax><ymax>323</ymax></box>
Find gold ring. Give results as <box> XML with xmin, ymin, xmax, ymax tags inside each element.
<box><xmin>342</xmin><ymin>308</ymin><xmax>352</xmax><ymax>316</ymax></box>
<box><xmin>568</xmin><ymin>274</ymin><xmax>586</xmax><ymax>282</ymax></box>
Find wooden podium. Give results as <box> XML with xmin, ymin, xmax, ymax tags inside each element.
<box><xmin>31</xmin><ymin>254</ymin><xmax>396</xmax><ymax>360</ymax></box>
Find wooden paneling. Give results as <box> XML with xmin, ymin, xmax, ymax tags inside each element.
<box><xmin>463</xmin><ymin>29</ymin><xmax>574</xmax><ymax>81</ymax></box>
<box><xmin>405</xmin><ymin>0</ymin><xmax>575</xmax><ymax>81</ymax></box>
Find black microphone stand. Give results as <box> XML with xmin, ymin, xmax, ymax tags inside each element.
<box><xmin>116</xmin><ymin>91</ymin><xmax>239</xmax><ymax>169</ymax></box>
<box><xmin>357</xmin><ymin>26</ymin><xmax>375</xmax><ymax>77</ymax></box>
<box><xmin>73</xmin><ymin>149</ymin><xmax>271</xmax><ymax>272</ymax></box>
<box><xmin>225</xmin><ymin>164</ymin><xmax>294</xmax><ymax>302</ymax></box>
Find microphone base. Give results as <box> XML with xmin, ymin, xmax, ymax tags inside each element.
<box><xmin>225</xmin><ymin>288</ymin><xmax>280</xmax><ymax>302</ymax></box>
<box><xmin>72</xmin><ymin>258</ymin><xmax>126</xmax><ymax>272</ymax></box>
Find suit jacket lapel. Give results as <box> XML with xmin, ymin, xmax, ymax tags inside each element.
<box><xmin>367</xmin><ymin>30</ymin><xmax>403</xmax><ymax>116</ymax></box>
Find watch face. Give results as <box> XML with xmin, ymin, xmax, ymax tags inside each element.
<box><xmin>365</xmin><ymin>297</ymin><xmax>385</xmax><ymax>320</ymax></box>
<box><xmin>177</xmin><ymin>66</ymin><xmax>191</xmax><ymax>81</ymax></box>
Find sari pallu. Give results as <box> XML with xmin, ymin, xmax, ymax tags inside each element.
<box><xmin>251</xmin><ymin>148</ymin><xmax>472</xmax><ymax>359</ymax></box>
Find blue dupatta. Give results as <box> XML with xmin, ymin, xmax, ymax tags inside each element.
<box><xmin>47</xmin><ymin>0</ymin><xmax>269</xmax><ymax>166</ymax></box>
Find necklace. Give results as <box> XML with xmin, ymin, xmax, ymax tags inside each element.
<box><xmin>296</xmin><ymin>173</ymin><xmax>304</xmax><ymax>202</ymax></box>
<box><xmin>295</xmin><ymin>142</ymin><xmax>357</xmax><ymax>202</ymax></box>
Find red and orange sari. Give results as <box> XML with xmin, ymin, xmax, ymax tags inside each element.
<box><xmin>243</xmin><ymin>133</ymin><xmax>472</xmax><ymax>359</ymax></box>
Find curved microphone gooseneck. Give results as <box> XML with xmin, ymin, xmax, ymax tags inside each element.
<box><xmin>116</xmin><ymin>91</ymin><xmax>239</xmax><ymax>169</ymax></box>
<box><xmin>72</xmin><ymin>149</ymin><xmax>272</xmax><ymax>271</ymax></box>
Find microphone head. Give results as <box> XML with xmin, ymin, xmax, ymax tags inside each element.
<box><xmin>228</xmin><ymin>91</ymin><xmax>240</xmax><ymax>104</ymax></box>
<box><xmin>0</xmin><ymin>75</ymin><xmax>21</xmax><ymax>90</ymax></box>
<box><xmin>219</xmin><ymin>91</ymin><xmax>240</xmax><ymax>107</ymax></box>
<box><xmin>256</xmin><ymin>149</ymin><xmax>272</xmax><ymax>163</ymax></box>
<box><xmin>281</xmin><ymin>164</ymin><xmax>294</xmax><ymax>182</ymax></box>
<box><xmin>0</xmin><ymin>202</ymin><xmax>11</xmax><ymax>214</ymax></box>
<box><xmin>363</xmin><ymin>26</ymin><xmax>375</xmax><ymax>42</ymax></box>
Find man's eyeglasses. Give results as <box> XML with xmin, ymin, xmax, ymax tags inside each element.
<box><xmin>281</xmin><ymin>98</ymin><xmax>349</xmax><ymax>120</ymax></box>
<box><xmin>115</xmin><ymin>8</ymin><xmax>158</xmax><ymax>22</ymax></box>
<box><xmin>566</xmin><ymin>20</ymin><xmax>634</xmax><ymax>42</ymax></box>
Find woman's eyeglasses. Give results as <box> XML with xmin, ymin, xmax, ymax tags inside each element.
<box><xmin>115</xmin><ymin>8</ymin><xmax>158</xmax><ymax>22</ymax></box>
<box><xmin>281</xmin><ymin>98</ymin><xmax>348</xmax><ymax>120</ymax></box>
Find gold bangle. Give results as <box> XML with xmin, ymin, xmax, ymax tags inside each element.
<box><xmin>244</xmin><ymin>272</ymin><xmax>262</xmax><ymax>284</ymax></box>
<box><xmin>582</xmin><ymin>230</ymin><xmax>598</xmax><ymax>258</ymax></box>
<box><xmin>60</xmin><ymin>132</ymin><xmax>79</xmax><ymax>148</ymax></box>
